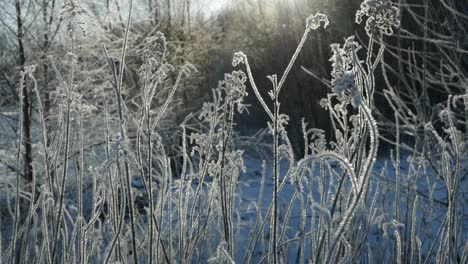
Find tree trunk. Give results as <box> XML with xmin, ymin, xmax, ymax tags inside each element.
<box><xmin>166</xmin><ymin>0</ymin><xmax>171</xmax><ymax>37</ymax></box>
<box><xmin>15</xmin><ymin>0</ymin><xmax>33</xmax><ymax>184</ymax></box>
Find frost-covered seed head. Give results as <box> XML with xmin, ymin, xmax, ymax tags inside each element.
<box><xmin>306</xmin><ymin>13</ymin><xmax>329</xmax><ymax>30</ymax></box>
<box><xmin>61</xmin><ymin>0</ymin><xmax>88</xmax><ymax>17</ymax></box>
<box><xmin>329</xmin><ymin>44</ymin><xmax>345</xmax><ymax>80</ymax></box>
<box><xmin>329</xmin><ymin>36</ymin><xmax>363</xmax><ymax>108</ymax></box>
<box><xmin>138</xmin><ymin>33</ymin><xmax>173</xmax><ymax>85</ymax></box>
<box><xmin>198</xmin><ymin>70</ymin><xmax>248</xmax><ymax>123</ymax></box>
<box><xmin>23</xmin><ymin>65</ymin><xmax>36</xmax><ymax>78</ymax></box>
<box><xmin>232</xmin><ymin>52</ymin><xmax>247</xmax><ymax>67</ymax></box>
<box><xmin>180</xmin><ymin>63</ymin><xmax>197</xmax><ymax>77</ymax></box>
<box><xmin>356</xmin><ymin>0</ymin><xmax>400</xmax><ymax>36</ymax></box>
<box><xmin>329</xmin><ymin>36</ymin><xmax>360</xmax><ymax>84</ymax></box>
<box><xmin>60</xmin><ymin>0</ymin><xmax>89</xmax><ymax>37</ymax></box>
<box><xmin>333</xmin><ymin>71</ymin><xmax>360</xmax><ymax>108</ymax></box>
<box><xmin>225</xmin><ymin>70</ymin><xmax>248</xmax><ymax>112</ymax></box>
<box><xmin>140</xmin><ymin>32</ymin><xmax>167</xmax><ymax>65</ymax></box>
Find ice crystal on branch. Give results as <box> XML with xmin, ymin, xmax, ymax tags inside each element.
<box><xmin>356</xmin><ymin>0</ymin><xmax>400</xmax><ymax>36</ymax></box>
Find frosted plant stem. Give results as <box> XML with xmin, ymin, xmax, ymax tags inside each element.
<box><xmin>395</xmin><ymin>229</ymin><xmax>402</xmax><ymax>264</ymax></box>
<box><xmin>51</xmin><ymin>71</ymin><xmax>71</xmax><ymax>263</ymax></box>
<box><xmin>219</xmin><ymin>111</ymin><xmax>229</xmax><ymax>252</ymax></box>
<box><xmin>410</xmin><ymin>196</ymin><xmax>419</xmax><ymax>263</ymax></box>
<box><xmin>31</xmin><ymin>73</ymin><xmax>52</xmax><ymax>194</ymax></box>
<box><xmin>104</xmin><ymin>1</ymin><xmax>138</xmax><ymax>261</ymax></box>
<box><xmin>365</xmin><ymin>31</ymin><xmax>375</xmax><ymax>102</ymax></box>
<box><xmin>40</xmin><ymin>194</ymin><xmax>52</xmax><ymax>264</ymax></box>
<box><xmin>104</xmin><ymin>100</ymin><xmax>123</xmax><ymax>262</ymax></box>
<box><xmin>146</xmin><ymin>102</ymin><xmax>154</xmax><ymax>264</ymax></box>
<box><xmin>276</xmin><ymin>28</ymin><xmax>310</xmax><ymax>94</ymax></box>
<box><xmin>243</xmin><ymin>160</ymin><xmax>267</xmax><ymax>264</ymax></box>
<box><xmin>271</xmin><ymin>83</ymin><xmax>279</xmax><ymax>264</ymax></box>
<box><xmin>187</xmin><ymin>116</ymin><xmax>215</xmax><ymax>228</ymax></box>
<box><xmin>104</xmin><ymin>167</ymin><xmax>128</xmax><ymax>264</ymax></box>
<box><xmin>78</xmin><ymin>112</ymin><xmax>85</xmax><ymax>264</ymax></box>
<box><xmin>31</xmin><ymin>69</ymin><xmax>55</xmax><ymax>262</ymax></box>
<box><xmin>150</xmin><ymin>67</ymin><xmax>187</xmax><ymax>134</ymax></box>
<box><xmin>444</xmin><ymin>101</ymin><xmax>461</xmax><ymax>263</ymax></box>
<box><xmin>243</xmin><ymin>58</ymin><xmax>273</xmax><ymax>121</ymax></box>
<box><xmin>154</xmin><ymin>150</ymin><xmax>171</xmax><ymax>263</ymax></box>
<box><xmin>12</xmin><ymin>70</ymin><xmax>25</xmax><ymax>264</ymax></box>
<box><xmin>168</xmin><ymin>157</ymin><xmax>174</xmax><ymax>262</ymax></box>
<box><xmin>278</xmin><ymin>191</ymin><xmax>300</xmax><ymax>244</ymax></box>
<box><xmin>218</xmin><ymin>101</ymin><xmax>235</xmax><ymax>256</ymax></box>
<box><xmin>297</xmin><ymin>195</ymin><xmax>306</xmax><ymax>264</ymax></box>
<box><xmin>51</xmin><ymin>32</ymin><xmax>76</xmax><ymax>262</ymax></box>
<box><xmin>245</xmin><ymin>164</ymin><xmax>291</xmax><ymax>263</ymax></box>
<box><xmin>184</xmin><ymin>180</ymin><xmax>218</xmax><ymax>262</ymax></box>
<box><xmin>178</xmin><ymin>126</ymin><xmax>188</xmax><ymax>262</ymax></box>
<box><xmin>394</xmin><ymin>112</ymin><xmax>401</xmax><ymax>222</ymax></box>
<box><xmin>312</xmin><ymin>152</ymin><xmax>357</xmax><ymax>263</ymax></box>
<box><xmin>2</xmin><ymin>191</ymin><xmax>42</xmax><ymax>262</ymax></box>
<box><xmin>324</xmin><ymin>104</ymin><xmax>378</xmax><ymax>263</ymax></box>
<box><xmin>135</xmin><ymin>106</ymin><xmax>169</xmax><ymax>263</ymax></box>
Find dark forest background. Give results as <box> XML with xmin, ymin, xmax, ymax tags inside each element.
<box><xmin>1</xmin><ymin>0</ymin><xmax>467</xmax><ymax>159</ymax></box>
